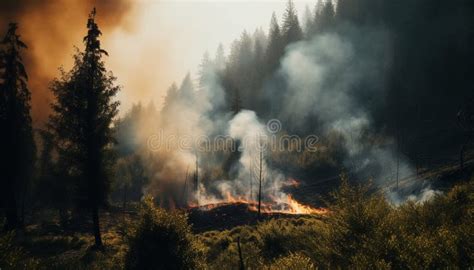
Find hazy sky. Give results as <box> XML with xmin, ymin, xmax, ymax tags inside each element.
<box><xmin>0</xmin><ymin>0</ymin><xmax>313</xmax><ymax>122</ymax></box>
<box><xmin>104</xmin><ymin>1</ymin><xmax>313</xmax><ymax>113</ymax></box>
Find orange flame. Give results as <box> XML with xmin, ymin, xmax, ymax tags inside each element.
<box><xmin>190</xmin><ymin>193</ymin><xmax>326</xmax><ymax>215</ymax></box>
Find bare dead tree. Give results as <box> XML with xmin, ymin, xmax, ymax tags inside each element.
<box><xmin>237</xmin><ymin>237</ymin><xmax>245</xmax><ymax>270</ymax></box>
<box><xmin>249</xmin><ymin>156</ymin><xmax>253</xmax><ymax>201</ymax></box>
<box><xmin>193</xmin><ymin>155</ymin><xmax>199</xmax><ymax>193</ymax></box>
<box><xmin>182</xmin><ymin>166</ymin><xmax>189</xmax><ymax>207</ymax></box>
<box><xmin>257</xmin><ymin>147</ymin><xmax>264</xmax><ymax>218</ymax></box>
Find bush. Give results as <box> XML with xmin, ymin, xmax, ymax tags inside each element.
<box><xmin>195</xmin><ymin>217</ymin><xmax>324</xmax><ymax>269</ymax></box>
<box><xmin>0</xmin><ymin>231</ymin><xmax>38</xmax><ymax>269</ymax></box>
<box><xmin>318</xmin><ymin>175</ymin><xmax>395</xmax><ymax>268</ymax></box>
<box><xmin>124</xmin><ymin>196</ymin><xmax>200</xmax><ymax>270</ymax></box>
<box><xmin>194</xmin><ymin>176</ymin><xmax>474</xmax><ymax>269</ymax></box>
<box><xmin>265</xmin><ymin>253</ymin><xmax>316</xmax><ymax>270</ymax></box>
<box><xmin>315</xmin><ymin>175</ymin><xmax>474</xmax><ymax>269</ymax></box>
<box><xmin>258</xmin><ymin>218</ymin><xmax>321</xmax><ymax>262</ymax></box>
<box><xmin>392</xmin><ymin>180</ymin><xmax>474</xmax><ymax>269</ymax></box>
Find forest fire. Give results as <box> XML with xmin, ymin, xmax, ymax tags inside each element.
<box><xmin>189</xmin><ymin>193</ymin><xmax>326</xmax><ymax>215</ymax></box>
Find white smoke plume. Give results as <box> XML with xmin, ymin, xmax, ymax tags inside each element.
<box><xmin>273</xmin><ymin>28</ymin><xmax>440</xmax><ymax>203</ymax></box>
<box><xmin>195</xmin><ymin>110</ymin><xmax>291</xmax><ymax>206</ymax></box>
<box><xmin>130</xmin><ymin>25</ymin><xmax>440</xmax><ymax>207</ymax></box>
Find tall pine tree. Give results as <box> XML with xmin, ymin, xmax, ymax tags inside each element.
<box><xmin>282</xmin><ymin>0</ymin><xmax>303</xmax><ymax>46</ymax></box>
<box><xmin>318</xmin><ymin>1</ymin><xmax>336</xmax><ymax>33</ymax></box>
<box><xmin>0</xmin><ymin>23</ymin><xmax>36</xmax><ymax>230</ymax></box>
<box><xmin>48</xmin><ymin>9</ymin><xmax>120</xmax><ymax>247</ymax></box>
<box><xmin>302</xmin><ymin>5</ymin><xmax>314</xmax><ymax>38</ymax></box>
<box><xmin>264</xmin><ymin>12</ymin><xmax>284</xmax><ymax>75</ymax></box>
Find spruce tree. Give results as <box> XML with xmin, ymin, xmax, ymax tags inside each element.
<box><xmin>302</xmin><ymin>5</ymin><xmax>314</xmax><ymax>38</ymax></box>
<box><xmin>198</xmin><ymin>51</ymin><xmax>212</xmax><ymax>91</ymax></box>
<box><xmin>0</xmin><ymin>23</ymin><xmax>36</xmax><ymax>230</ymax></box>
<box><xmin>282</xmin><ymin>0</ymin><xmax>303</xmax><ymax>45</ymax></box>
<box><xmin>311</xmin><ymin>0</ymin><xmax>324</xmax><ymax>35</ymax></box>
<box><xmin>265</xmin><ymin>12</ymin><xmax>284</xmax><ymax>74</ymax></box>
<box><xmin>48</xmin><ymin>9</ymin><xmax>120</xmax><ymax>247</ymax></box>
<box><xmin>214</xmin><ymin>43</ymin><xmax>226</xmax><ymax>72</ymax></box>
<box><xmin>162</xmin><ymin>83</ymin><xmax>178</xmax><ymax>113</ymax></box>
<box><xmin>252</xmin><ymin>28</ymin><xmax>267</xmax><ymax>110</ymax></box>
<box><xmin>318</xmin><ymin>1</ymin><xmax>336</xmax><ymax>33</ymax></box>
<box><xmin>178</xmin><ymin>73</ymin><xmax>195</xmax><ymax>105</ymax></box>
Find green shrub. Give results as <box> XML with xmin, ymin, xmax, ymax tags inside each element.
<box><xmin>124</xmin><ymin>196</ymin><xmax>200</xmax><ymax>270</ymax></box>
<box><xmin>265</xmin><ymin>252</ymin><xmax>316</xmax><ymax>270</ymax></box>
<box><xmin>316</xmin><ymin>175</ymin><xmax>395</xmax><ymax>268</ymax></box>
<box><xmin>258</xmin><ymin>218</ymin><xmax>321</xmax><ymax>261</ymax></box>
<box><xmin>0</xmin><ymin>231</ymin><xmax>38</xmax><ymax>269</ymax></box>
<box><xmin>193</xmin><ymin>177</ymin><xmax>474</xmax><ymax>269</ymax></box>
<box><xmin>392</xmin><ymin>180</ymin><xmax>474</xmax><ymax>269</ymax></box>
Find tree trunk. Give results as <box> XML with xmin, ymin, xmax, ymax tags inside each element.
<box><xmin>92</xmin><ymin>206</ymin><xmax>103</xmax><ymax>248</ymax></box>
<box><xmin>257</xmin><ymin>150</ymin><xmax>263</xmax><ymax>218</ymax></box>
<box><xmin>249</xmin><ymin>158</ymin><xmax>253</xmax><ymax>201</ymax></box>
<box><xmin>237</xmin><ymin>237</ymin><xmax>245</xmax><ymax>270</ymax></box>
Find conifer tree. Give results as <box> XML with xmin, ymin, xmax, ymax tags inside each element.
<box><xmin>253</xmin><ymin>28</ymin><xmax>267</xmax><ymax>70</ymax></box>
<box><xmin>265</xmin><ymin>12</ymin><xmax>284</xmax><ymax>74</ymax></box>
<box><xmin>252</xmin><ymin>28</ymin><xmax>267</xmax><ymax>110</ymax></box>
<box><xmin>318</xmin><ymin>1</ymin><xmax>336</xmax><ymax>33</ymax></box>
<box><xmin>0</xmin><ymin>23</ymin><xmax>36</xmax><ymax>230</ymax></box>
<box><xmin>48</xmin><ymin>9</ymin><xmax>120</xmax><ymax>247</ymax></box>
<box><xmin>302</xmin><ymin>5</ymin><xmax>314</xmax><ymax>38</ymax></box>
<box><xmin>178</xmin><ymin>73</ymin><xmax>196</xmax><ymax>105</ymax></box>
<box><xmin>198</xmin><ymin>52</ymin><xmax>213</xmax><ymax>91</ymax></box>
<box><xmin>232</xmin><ymin>89</ymin><xmax>242</xmax><ymax>114</ymax></box>
<box><xmin>162</xmin><ymin>83</ymin><xmax>178</xmax><ymax>114</ymax></box>
<box><xmin>282</xmin><ymin>0</ymin><xmax>303</xmax><ymax>45</ymax></box>
<box><xmin>214</xmin><ymin>43</ymin><xmax>226</xmax><ymax>72</ymax></box>
<box><xmin>311</xmin><ymin>0</ymin><xmax>324</xmax><ymax>35</ymax></box>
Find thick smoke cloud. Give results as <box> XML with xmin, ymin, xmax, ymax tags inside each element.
<box><xmin>196</xmin><ymin>110</ymin><xmax>291</xmax><ymax>207</ymax></box>
<box><xmin>0</xmin><ymin>0</ymin><xmax>134</xmax><ymax>124</ymax></box>
<box><xmin>132</xmin><ymin>24</ymin><xmax>440</xmax><ymax>207</ymax></box>
<box><xmin>272</xmin><ymin>27</ymin><xmax>438</xmax><ymax>203</ymax></box>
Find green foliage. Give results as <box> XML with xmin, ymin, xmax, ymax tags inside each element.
<box><xmin>0</xmin><ymin>232</ymin><xmax>38</xmax><ymax>269</ymax></box>
<box><xmin>0</xmin><ymin>232</ymin><xmax>26</xmax><ymax>269</ymax></box>
<box><xmin>315</xmin><ymin>175</ymin><xmax>474</xmax><ymax>269</ymax></box>
<box><xmin>196</xmin><ymin>177</ymin><xmax>474</xmax><ymax>269</ymax></box>
<box><xmin>282</xmin><ymin>0</ymin><xmax>303</xmax><ymax>44</ymax></box>
<box><xmin>125</xmin><ymin>196</ymin><xmax>201</xmax><ymax>270</ymax></box>
<box><xmin>265</xmin><ymin>12</ymin><xmax>284</xmax><ymax>75</ymax></box>
<box><xmin>258</xmin><ymin>218</ymin><xmax>321</xmax><ymax>261</ymax></box>
<box><xmin>265</xmin><ymin>253</ymin><xmax>316</xmax><ymax>270</ymax></box>
<box><xmin>318</xmin><ymin>174</ymin><xmax>396</xmax><ymax>268</ymax></box>
<box><xmin>391</xmin><ymin>180</ymin><xmax>474</xmax><ymax>269</ymax></box>
<box><xmin>47</xmin><ymin>9</ymin><xmax>120</xmax><ymax>246</ymax></box>
<box><xmin>0</xmin><ymin>22</ymin><xmax>36</xmax><ymax>230</ymax></box>
<box><xmin>48</xmin><ymin>10</ymin><xmax>120</xmax><ymax>209</ymax></box>
<box><xmin>196</xmin><ymin>217</ymin><xmax>324</xmax><ymax>269</ymax></box>
<box><xmin>6</xmin><ymin>178</ymin><xmax>472</xmax><ymax>269</ymax></box>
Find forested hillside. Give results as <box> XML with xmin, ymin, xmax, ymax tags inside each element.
<box><xmin>1</xmin><ymin>0</ymin><xmax>473</xmax><ymax>269</ymax></box>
